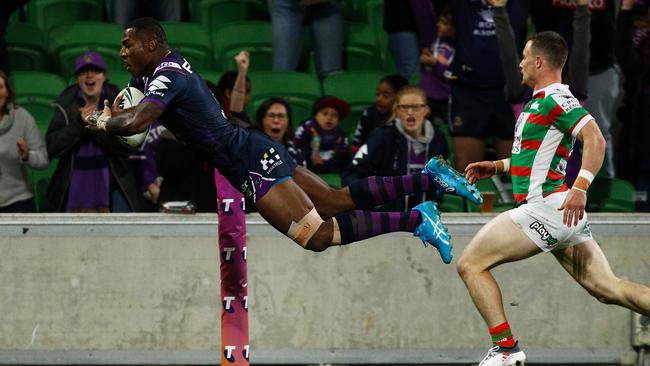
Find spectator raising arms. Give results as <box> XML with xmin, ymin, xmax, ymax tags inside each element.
<box><xmin>350</xmin><ymin>74</ymin><xmax>408</xmax><ymax>154</ymax></box>
<box><xmin>294</xmin><ymin>96</ymin><xmax>350</xmax><ymax>174</ymax></box>
<box><xmin>0</xmin><ymin>71</ymin><xmax>49</xmax><ymax>212</ymax></box>
<box><xmin>46</xmin><ymin>51</ymin><xmax>141</xmax><ymax>212</ymax></box>
<box><xmin>343</xmin><ymin>85</ymin><xmax>449</xmax><ymax>212</ymax></box>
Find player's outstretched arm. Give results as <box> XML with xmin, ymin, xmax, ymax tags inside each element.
<box><xmin>465</xmin><ymin>159</ymin><xmax>509</xmax><ymax>184</ymax></box>
<box><xmin>84</xmin><ymin>100</ymin><xmax>162</xmax><ymax>135</ymax></box>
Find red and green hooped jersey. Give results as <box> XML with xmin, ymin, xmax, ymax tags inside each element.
<box><xmin>511</xmin><ymin>83</ymin><xmax>593</xmax><ymax>206</ymax></box>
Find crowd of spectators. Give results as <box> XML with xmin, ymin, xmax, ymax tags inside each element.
<box><xmin>2</xmin><ymin>0</ymin><xmax>650</xmax><ymax>213</ymax></box>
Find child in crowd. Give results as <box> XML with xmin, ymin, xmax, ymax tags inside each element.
<box><xmin>350</xmin><ymin>74</ymin><xmax>408</xmax><ymax>154</ymax></box>
<box><xmin>294</xmin><ymin>96</ymin><xmax>350</xmax><ymax>174</ymax></box>
<box><xmin>420</xmin><ymin>6</ymin><xmax>456</xmax><ymax>125</ymax></box>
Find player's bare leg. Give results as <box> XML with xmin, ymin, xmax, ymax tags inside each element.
<box><xmin>553</xmin><ymin>239</ymin><xmax>650</xmax><ymax>316</ymax></box>
<box><xmin>457</xmin><ymin>212</ymin><xmax>541</xmax><ymax>327</ymax></box>
<box><xmin>457</xmin><ymin>212</ymin><xmax>541</xmax><ymax>365</ymax></box>
<box><xmin>291</xmin><ymin>166</ymin><xmax>355</xmax><ymax>219</ymax></box>
<box><xmin>255</xmin><ymin>177</ymin><xmax>334</xmax><ymax>252</ymax></box>
<box><xmin>257</xmin><ymin>174</ymin><xmax>454</xmax><ymax>262</ymax></box>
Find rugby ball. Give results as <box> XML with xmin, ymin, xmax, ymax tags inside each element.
<box><xmin>116</xmin><ymin>87</ymin><xmax>149</xmax><ymax>147</ymax></box>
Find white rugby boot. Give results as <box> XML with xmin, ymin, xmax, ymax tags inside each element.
<box><xmin>479</xmin><ymin>341</ymin><xmax>526</xmax><ymax>366</ymax></box>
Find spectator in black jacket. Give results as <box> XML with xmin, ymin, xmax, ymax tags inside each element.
<box><xmin>45</xmin><ymin>51</ymin><xmax>140</xmax><ymax>212</ymax></box>
<box><xmin>343</xmin><ymin>85</ymin><xmax>449</xmax><ymax>211</ymax></box>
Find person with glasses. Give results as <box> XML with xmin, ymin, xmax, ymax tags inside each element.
<box><xmin>254</xmin><ymin>97</ymin><xmax>305</xmax><ymax>168</ymax></box>
<box><xmin>46</xmin><ymin>51</ymin><xmax>141</xmax><ymax>212</ymax></box>
<box><xmin>293</xmin><ymin>96</ymin><xmax>350</xmax><ymax>174</ymax></box>
<box><xmin>343</xmin><ymin>86</ymin><xmax>449</xmax><ymax>212</ymax></box>
<box><xmin>86</xmin><ymin>18</ymin><xmax>485</xmax><ymax>265</ymax></box>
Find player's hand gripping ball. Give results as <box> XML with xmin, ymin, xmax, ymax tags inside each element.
<box><xmin>116</xmin><ymin>87</ymin><xmax>150</xmax><ymax>147</ymax></box>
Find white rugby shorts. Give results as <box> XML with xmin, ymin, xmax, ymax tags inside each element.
<box><xmin>508</xmin><ymin>191</ymin><xmax>593</xmax><ymax>252</ymax></box>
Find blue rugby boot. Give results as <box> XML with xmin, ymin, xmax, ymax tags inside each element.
<box><xmin>423</xmin><ymin>156</ymin><xmax>483</xmax><ymax>205</ymax></box>
<box><xmin>412</xmin><ymin>201</ymin><xmax>452</xmax><ymax>264</ymax></box>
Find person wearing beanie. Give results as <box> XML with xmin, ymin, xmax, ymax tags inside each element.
<box><xmin>293</xmin><ymin>95</ymin><xmax>350</xmax><ymax>174</ymax></box>
<box><xmin>45</xmin><ymin>51</ymin><xmax>141</xmax><ymax>212</ymax></box>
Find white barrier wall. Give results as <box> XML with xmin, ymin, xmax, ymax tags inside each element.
<box><xmin>0</xmin><ymin>213</ymin><xmax>648</xmax><ymax>365</ymax></box>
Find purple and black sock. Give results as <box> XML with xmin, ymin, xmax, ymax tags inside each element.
<box><xmin>347</xmin><ymin>173</ymin><xmax>438</xmax><ymax>210</ymax></box>
<box><xmin>334</xmin><ymin>210</ymin><xmax>421</xmax><ymax>245</ymax></box>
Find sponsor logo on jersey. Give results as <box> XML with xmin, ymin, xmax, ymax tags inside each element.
<box><xmin>529</xmin><ymin>221</ymin><xmax>558</xmax><ymax>246</ymax></box>
<box><xmin>583</xmin><ymin>222</ymin><xmax>592</xmax><ymax>236</ymax></box>
<box><xmin>153</xmin><ymin>61</ymin><xmax>181</xmax><ymax>74</ymax></box>
<box><xmin>260</xmin><ymin>148</ymin><xmax>283</xmax><ymax>173</ymax></box>
<box><xmin>553</xmin><ymin>94</ymin><xmax>580</xmax><ymax>112</ymax></box>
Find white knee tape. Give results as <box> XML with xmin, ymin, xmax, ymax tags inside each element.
<box><xmin>287</xmin><ymin>208</ymin><xmax>324</xmax><ymax>247</ymax></box>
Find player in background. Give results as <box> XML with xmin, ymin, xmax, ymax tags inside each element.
<box><xmin>459</xmin><ymin>31</ymin><xmax>650</xmax><ymax>366</ymax></box>
<box><xmin>83</xmin><ymin>17</ymin><xmax>484</xmax><ymax>264</ymax></box>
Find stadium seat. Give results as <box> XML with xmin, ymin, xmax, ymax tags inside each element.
<box><xmin>29</xmin><ymin>159</ymin><xmax>57</xmax><ymax>212</ymax></box>
<box><xmin>587</xmin><ymin>178</ymin><xmax>635</xmax><ymax>212</ymax></box>
<box><xmin>11</xmin><ymin>71</ymin><xmax>66</xmax><ymax>126</ymax></box>
<box><xmin>323</xmin><ymin>71</ymin><xmax>385</xmax><ymax>134</ymax></box>
<box><xmin>48</xmin><ymin>21</ymin><xmax>124</xmax><ymax>78</ymax></box>
<box><xmin>27</xmin><ymin>0</ymin><xmax>102</xmax><ymax>30</ymax></box>
<box><xmin>196</xmin><ymin>70</ymin><xmax>223</xmax><ymax>86</ymax></box>
<box><xmin>107</xmin><ymin>71</ymin><xmax>133</xmax><ymax>89</ymax></box>
<box><xmin>6</xmin><ymin>23</ymin><xmax>46</xmax><ymax>71</ymax></box>
<box><xmin>212</xmin><ymin>21</ymin><xmax>273</xmax><ymax>72</ymax></box>
<box><xmin>344</xmin><ymin>22</ymin><xmax>383</xmax><ymax>71</ymax></box>
<box><xmin>188</xmin><ymin>0</ymin><xmax>268</xmax><ymax>32</ymax></box>
<box><xmin>161</xmin><ymin>22</ymin><xmax>212</xmax><ymax>70</ymax></box>
<box><xmin>246</xmin><ymin>71</ymin><xmax>321</xmax><ymax>125</ymax></box>
<box><xmin>439</xmin><ymin>195</ymin><xmax>465</xmax><ymax>212</ymax></box>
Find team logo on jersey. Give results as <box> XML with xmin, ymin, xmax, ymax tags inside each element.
<box><xmin>529</xmin><ymin>221</ymin><xmax>558</xmax><ymax>247</ymax></box>
<box><xmin>582</xmin><ymin>222</ymin><xmax>592</xmax><ymax>237</ymax></box>
<box><xmin>529</xmin><ymin>101</ymin><xmax>540</xmax><ymax>111</ymax></box>
<box><xmin>148</xmin><ymin>75</ymin><xmax>170</xmax><ymax>91</ymax></box>
<box><xmin>260</xmin><ymin>148</ymin><xmax>283</xmax><ymax>173</ymax></box>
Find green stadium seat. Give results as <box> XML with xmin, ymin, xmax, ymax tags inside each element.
<box><xmin>188</xmin><ymin>0</ymin><xmax>268</xmax><ymax>32</ymax></box>
<box><xmin>11</xmin><ymin>71</ymin><xmax>66</xmax><ymax>126</ymax></box>
<box><xmin>439</xmin><ymin>194</ymin><xmax>465</xmax><ymax>212</ymax></box>
<box><xmin>48</xmin><ymin>21</ymin><xmax>124</xmax><ymax>78</ymax></box>
<box><xmin>11</xmin><ymin>71</ymin><xmax>67</xmax><ymax>99</ymax></box>
<box><xmin>344</xmin><ymin>22</ymin><xmax>383</xmax><ymax>71</ymax></box>
<box><xmin>27</xmin><ymin>0</ymin><xmax>102</xmax><ymax>30</ymax></box>
<box><xmin>6</xmin><ymin>23</ymin><xmax>46</xmax><ymax>71</ymax></box>
<box><xmin>196</xmin><ymin>70</ymin><xmax>223</xmax><ymax>86</ymax></box>
<box><xmin>29</xmin><ymin>159</ymin><xmax>57</xmax><ymax>212</ymax></box>
<box><xmin>587</xmin><ymin>178</ymin><xmax>635</xmax><ymax>212</ymax></box>
<box><xmin>161</xmin><ymin>22</ymin><xmax>212</xmax><ymax>70</ymax></box>
<box><xmin>212</xmin><ymin>21</ymin><xmax>273</xmax><ymax>72</ymax></box>
<box><xmin>323</xmin><ymin>71</ymin><xmax>385</xmax><ymax>134</ymax></box>
<box><xmin>106</xmin><ymin>71</ymin><xmax>133</xmax><ymax>90</ymax></box>
<box><xmin>246</xmin><ymin>71</ymin><xmax>321</xmax><ymax>125</ymax></box>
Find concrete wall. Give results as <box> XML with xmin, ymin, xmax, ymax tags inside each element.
<box><xmin>0</xmin><ymin>213</ymin><xmax>648</xmax><ymax>364</ymax></box>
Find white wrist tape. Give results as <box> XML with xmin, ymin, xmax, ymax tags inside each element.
<box><xmin>577</xmin><ymin>169</ymin><xmax>595</xmax><ymax>183</ymax></box>
<box><xmin>501</xmin><ymin>159</ymin><xmax>510</xmax><ymax>173</ymax></box>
